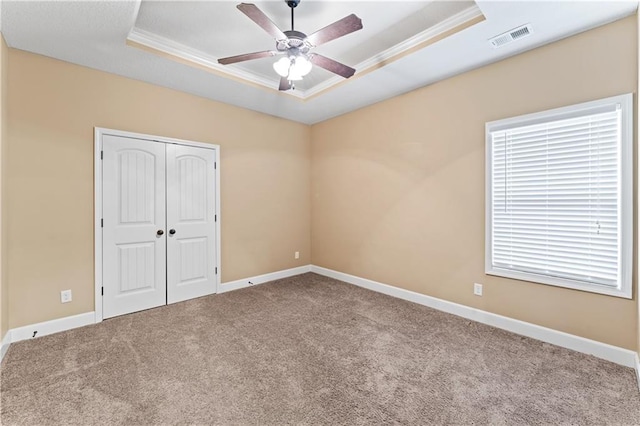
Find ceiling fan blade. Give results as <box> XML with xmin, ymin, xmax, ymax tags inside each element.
<box><xmin>279</xmin><ymin>77</ymin><xmax>292</xmax><ymax>91</ymax></box>
<box><xmin>218</xmin><ymin>50</ymin><xmax>279</xmax><ymax>65</ymax></box>
<box><xmin>237</xmin><ymin>3</ymin><xmax>287</xmax><ymax>41</ymax></box>
<box><xmin>305</xmin><ymin>14</ymin><xmax>363</xmax><ymax>47</ymax></box>
<box><xmin>310</xmin><ymin>54</ymin><xmax>356</xmax><ymax>79</ymax></box>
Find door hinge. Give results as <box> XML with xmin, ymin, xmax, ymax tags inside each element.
<box><xmin>101</xmin><ymin>218</ymin><xmax>103</xmax><ymax>228</ymax></box>
<box><xmin>100</xmin><ymin>151</ymin><xmax>103</xmax><ymax>160</ymax></box>
<box><xmin>215</xmin><ymin>267</ymin><xmax>218</xmax><ymax>275</ymax></box>
<box><xmin>101</xmin><ymin>286</ymin><xmax>104</xmax><ymax>296</ymax></box>
<box><xmin>214</xmin><ymin>162</ymin><xmax>217</xmax><ymax>170</ymax></box>
<box><xmin>215</xmin><ymin>214</ymin><xmax>217</xmax><ymax>222</ymax></box>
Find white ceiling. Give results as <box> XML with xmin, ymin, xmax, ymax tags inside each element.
<box><xmin>2</xmin><ymin>1</ymin><xmax>637</xmax><ymax>124</ymax></box>
<box><xmin>132</xmin><ymin>1</ymin><xmax>476</xmax><ymax>93</ymax></box>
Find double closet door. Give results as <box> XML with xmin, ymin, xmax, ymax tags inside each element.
<box><xmin>102</xmin><ymin>134</ymin><xmax>217</xmax><ymax>319</ymax></box>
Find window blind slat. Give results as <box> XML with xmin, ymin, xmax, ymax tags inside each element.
<box><xmin>489</xmin><ymin>107</ymin><xmax>622</xmax><ymax>288</ymax></box>
<box><xmin>497</xmin><ymin>137</ymin><xmax>619</xmax><ymax>155</ymax></box>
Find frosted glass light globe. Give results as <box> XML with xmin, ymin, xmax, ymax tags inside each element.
<box><xmin>273</xmin><ymin>57</ymin><xmax>291</xmax><ymax>77</ymax></box>
<box><xmin>292</xmin><ymin>56</ymin><xmax>312</xmax><ymax>77</ymax></box>
<box><xmin>273</xmin><ymin>55</ymin><xmax>313</xmax><ymax>81</ymax></box>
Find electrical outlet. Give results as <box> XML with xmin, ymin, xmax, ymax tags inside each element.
<box><xmin>294</xmin><ymin>251</ymin><xmax>300</xmax><ymax>259</ymax></box>
<box><xmin>473</xmin><ymin>283</ymin><xmax>483</xmax><ymax>296</ymax></box>
<box><xmin>61</xmin><ymin>290</ymin><xmax>72</xmax><ymax>303</ymax></box>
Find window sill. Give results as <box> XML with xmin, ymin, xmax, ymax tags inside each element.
<box><xmin>485</xmin><ymin>267</ymin><xmax>631</xmax><ymax>299</ymax></box>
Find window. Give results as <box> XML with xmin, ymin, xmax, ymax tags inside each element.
<box><xmin>485</xmin><ymin>94</ymin><xmax>632</xmax><ymax>298</ymax></box>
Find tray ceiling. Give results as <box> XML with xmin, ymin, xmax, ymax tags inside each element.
<box><xmin>129</xmin><ymin>1</ymin><xmax>480</xmax><ymax>97</ymax></box>
<box><xmin>1</xmin><ymin>1</ymin><xmax>637</xmax><ymax>124</ymax></box>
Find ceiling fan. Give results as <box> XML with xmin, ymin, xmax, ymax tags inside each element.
<box><xmin>217</xmin><ymin>0</ymin><xmax>363</xmax><ymax>91</ymax></box>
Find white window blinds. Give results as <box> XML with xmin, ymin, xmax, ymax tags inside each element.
<box><xmin>486</xmin><ymin>95</ymin><xmax>632</xmax><ymax>297</ymax></box>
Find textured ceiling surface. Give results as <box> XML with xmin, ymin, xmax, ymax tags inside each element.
<box><xmin>134</xmin><ymin>1</ymin><xmax>474</xmax><ymax>91</ymax></box>
<box><xmin>2</xmin><ymin>1</ymin><xmax>637</xmax><ymax>124</ymax></box>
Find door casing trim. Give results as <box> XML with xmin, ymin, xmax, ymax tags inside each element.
<box><xmin>94</xmin><ymin>127</ymin><xmax>222</xmax><ymax>323</ymax></box>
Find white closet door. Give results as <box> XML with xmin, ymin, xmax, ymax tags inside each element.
<box><xmin>102</xmin><ymin>135</ymin><xmax>167</xmax><ymax>319</ymax></box>
<box><xmin>166</xmin><ymin>144</ymin><xmax>217</xmax><ymax>304</ymax></box>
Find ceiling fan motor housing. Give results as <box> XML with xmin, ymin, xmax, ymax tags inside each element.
<box><xmin>277</xmin><ymin>30</ymin><xmax>311</xmax><ymax>53</ymax></box>
<box><xmin>286</xmin><ymin>0</ymin><xmax>301</xmax><ymax>8</ymax></box>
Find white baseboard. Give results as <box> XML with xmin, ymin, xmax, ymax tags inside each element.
<box><xmin>9</xmin><ymin>312</ymin><xmax>96</xmax><ymax>344</ymax></box>
<box><xmin>4</xmin><ymin>265</ymin><xmax>314</xmax><ymax>349</ymax></box>
<box><xmin>311</xmin><ymin>265</ymin><xmax>638</xmax><ymax>369</ymax></box>
<box><xmin>219</xmin><ymin>265</ymin><xmax>311</xmax><ymax>293</ymax></box>
<box><xmin>2</xmin><ymin>266</ymin><xmax>636</xmax><ymax>376</ymax></box>
<box><xmin>635</xmin><ymin>354</ymin><xmax>640</xmax><ymax>391</ymax></box>
<box><xmin>0</xmin><ymin>330</ymin><xmax>11</xmax><ymax>363</ymax></box>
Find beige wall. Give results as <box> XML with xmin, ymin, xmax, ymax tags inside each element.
<box><xmin>637</xmin><ymin>12</ymin><xmax>640</xmax><ymax>359</ymax></box>
<box><xmin>311</xmin><ymin>16</ymin><xmax>638</xmax><ymax>350</ymax></box>
<box><xmin>4</xmin><ymin>15</ymin><xmax>638</xmax><ymax>351</ymax></box>
<box><xmin>7</xmin><ymin>49</ymin><xmax>311</xmax><ymax>328</ymax></box>
<box><xmin>0</xmin><ymin>34</ymin><xmax>8</xmax><ymax>341</ymax></box>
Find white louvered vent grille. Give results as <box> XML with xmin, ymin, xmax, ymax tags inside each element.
<box><xmin>489</xmin><ymin>24</ymin><xmax>533</xmax><ymax>48</ymax></box>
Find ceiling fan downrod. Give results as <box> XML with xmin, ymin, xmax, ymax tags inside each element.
<box><xmin>287</xmin><ymin>0</ymin><xmax>300</xmax><ymax>31</ymax></box>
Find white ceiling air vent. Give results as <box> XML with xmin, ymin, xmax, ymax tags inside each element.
<box><xmin>489</xmin><ymin>24</ymin><xmax>533</xmax><ymax>48</ymax></box>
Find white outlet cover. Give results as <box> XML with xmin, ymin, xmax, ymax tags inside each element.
<box><xmin>473</xmin><ymin>283</ymin><xmax>483</xmax><ymax>296</ymax></box>
<box><xmin>295</xmin><ymin>251</ymin><xmax>300</xmax><ymax>259</ymax></box>
<box><xmin>61</xmin><ymin>290</ymin><xmax>72</xmax><ymax>303</ymax></box>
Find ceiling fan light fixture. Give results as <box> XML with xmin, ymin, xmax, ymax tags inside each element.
<box><xmin>273</xmin><ymin>56</ymin><xmax>291</xmax><ymax>77</ymax></box>
<box><xmin>273</xmin><ymin>55</ymin><xmax>312</xmax><ymax>80</ymax></box>
<box><xmin>292</xmin><ymin>55</ymin><xmax>312</xmax><ymax>77</ymax></box>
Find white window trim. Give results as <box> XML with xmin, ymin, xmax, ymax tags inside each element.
<box><xmin>485</xmin><ymin>93</ymin><xmax>633</xmax><ymax>299</ymax></box>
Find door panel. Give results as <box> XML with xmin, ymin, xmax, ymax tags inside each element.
<box><xmin>166</xmin><ymin>144</ymin><xmax>217</xmax><ymax>304</ymax></box>
<box><xmin>177</xmin><ymin>237</ymin><xmax>208</xmax><ymax>282</ymax></box>
<box><xmin>117</xmin><ymin>242</ymin><xmax>156</xmax><ymax>293</ymax></box>
<box><xmin>103</xmin><ymin>135</ymin><xmax>167</xmax><ymax>319</ymax></box>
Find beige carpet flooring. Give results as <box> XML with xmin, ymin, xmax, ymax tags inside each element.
<box><xmin>1</xmin><ymin>272</ymin><xmax>639</xmax><ymax>425</ymax></box>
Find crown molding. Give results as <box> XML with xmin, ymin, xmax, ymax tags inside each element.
<box><xmin>126</xmin><ymin>4</ymin><xmax>484</xmax><ymax>101</ymax></box>
<box><xmin>304</xmin><ymin>4</ymin><xmax>485</xmax><ymax>100</ymax></box>
<box><xmin>126</xmin><ymin>27</ymin><xmax>304</xmax><ymax>99</ymax></box>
